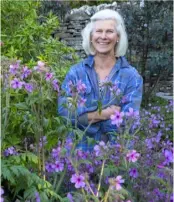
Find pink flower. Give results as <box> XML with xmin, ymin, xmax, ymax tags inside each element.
<box><xmin>110</xmin><ymin>111</ymin><xmax>124</xmax><ymax>127</ymax></box>
<box><xmin>110</xmin><ymin>175</ymin><xmax>125</xmax><ymax>190</ymax></box>
<box><xmin>126</xmin><ymin>150</ymin><xmax>140</xmax><ymax>163</ymax></box>
<box><xmin>157</xmin><ymin>164</ymin><xmax>165</xmax><ymax>169</ymax></box>
<box><xmin>70</xmin><ymin>173</ymin><xmax>86</xmax><ymax>189</ymax></box>
<box><xmin>45</xmin><ymin>72</ymin><xmax>53</xmax><ymax>81</ymax></box>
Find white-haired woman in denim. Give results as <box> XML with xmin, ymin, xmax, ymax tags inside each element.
<box><xmin>58</xmin><ymin>9</ymin><xmax>143</xmax><ymax>151</ymax></box>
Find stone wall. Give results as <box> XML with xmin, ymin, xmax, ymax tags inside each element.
<box><xmin>53</xmin><ymin>2</ymin><xmax>173</xmax><ymax>98</ymax></box>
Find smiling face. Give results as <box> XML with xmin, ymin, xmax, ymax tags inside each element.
<box><xmin>91</xmin><ymin>19</ymin><xmax>119</xmax><ymax>56</ymax></box>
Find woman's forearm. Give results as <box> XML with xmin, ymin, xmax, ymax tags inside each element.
<box><xmin>87</xmin><ymin>110</ymin><xmax>107</xmax><ymax>124</ymax></box>
<box><xmin>87</xmin><ymin>105</ymin><xmax>120</xmax><ymax>124</ymax></box>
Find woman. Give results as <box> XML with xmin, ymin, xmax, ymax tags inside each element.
<box><xmin>58</xmin><ymin>9</ymin><xmax>143</xmax><ymax>151</ymax></box>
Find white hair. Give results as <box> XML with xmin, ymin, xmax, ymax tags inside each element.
<box><xmin>81</xmin><ymin>9</ymin><xmax>128</xmax><ymax>57</ymax></box>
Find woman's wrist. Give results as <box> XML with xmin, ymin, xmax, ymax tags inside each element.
<box><xmin>87</xmin><ymin>110</ymin><xmax>106</xmax><ymax>123</ymax></box>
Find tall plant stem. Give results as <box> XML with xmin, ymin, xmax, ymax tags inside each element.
<box><xmin>39</xmin><ymin>82</ymin><xmax>46</xmax><ymax>180</ymax></box>
<box><xmin>32</xmin><ymin>104</ymin><xmax>41</xmax><ymax>175</ymax></box>
<box><xmin>81</xmin><ymin>188</ymin><xmax>88</xmax><ymax>202</ymax></box>
<box><xmin>85</xmin><ymin>180</ymin><xmax>96</xmax><ymax>197</ymax></box>
<box><xmin>55</xmin><ymin>168</ymin><xmax>66</xmax><ymax>193</ymax></box>
<box><xmin>2</xmin><ymin>91</ymin><xmax>10</xmax><ymax>140</ymax></box>
<box><xmin>103</xmin><ymin>188</ymin><xmax>110</xmax><ymax>202</ymax></box>
<box><xmin>96</xmin><ymin>159</ymin><xmax>106</xmax><ymax>197</ymax></box>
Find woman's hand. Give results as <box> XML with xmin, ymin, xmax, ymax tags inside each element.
<box><xmin>102</xmin><ymin>105</ymin><xmax>120</xmax><ymax>120</ymax></box>
<box><xmin>87</xmin><ymin>105</ymin><xmax>120</xmax><ymax>123</ymax></box>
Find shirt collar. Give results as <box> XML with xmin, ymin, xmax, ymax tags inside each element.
<box><xmin>83</xmin><ymin>55</ymin><xmax>94</xmax><ymax>68</ymax></box>
<box><xmin>83</xmin><ymin>55</ymin><xmax>130</xmax><ymax>70</ymax></box>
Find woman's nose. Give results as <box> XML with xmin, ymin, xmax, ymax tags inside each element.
<box><xmin>100</xmin><ymin>32</ymin><xmax>107</xmax><ymax>38</ymax></box>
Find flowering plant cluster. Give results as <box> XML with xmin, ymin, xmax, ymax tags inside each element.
<box><xmin>43</xmin><ymin>98</ymin><xmax>173</xmax><ymax>202</ymax></box>
<box><xmin>1</xmin><ymin>59</ymin><xmax>173</xmax><ymax>202</ymax></box>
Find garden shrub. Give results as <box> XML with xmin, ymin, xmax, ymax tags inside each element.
<box><xmin>1</xmin><ymin>0</ymin><xmax>79</xmax><ymax>79</ymax></box>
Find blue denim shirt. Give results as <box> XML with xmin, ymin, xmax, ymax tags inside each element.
<box><xmin>58</xmin><ymin>55</ymin><xmax>143</xmax><ymax>150</ymax></box>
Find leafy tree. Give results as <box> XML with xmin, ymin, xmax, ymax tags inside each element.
<box><xmin>119</xmin><ymin>1</ymin><xmax>173</xmax><ymax>106</ymax></box>
<box><xmin>1</xmin><ymin>0</ymin><xmax>78</xmax><ymax>75</ymax></box>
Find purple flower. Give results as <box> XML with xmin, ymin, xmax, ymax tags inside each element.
<box><xmin>24</xmin><ymin>83</ymin><xmax>34</xmax><ymax>93</ymax></box>
<box><xmin>155</xmin><ymin>131</ymin><xmax>162</xmax><ymax>143</ymax></box>
<box><xmin>53</xmin><ymin>161</ymin><xmax>64</xmax><ymax>172</ymax></box>
<box><xmin>45</xmin><ymin>72</ymin><xmax>53</xmax><ymax>81</ymax></box>
<box><xmin>35</xmin><ymin>192</ymin><xmax>41</xmax><ymax>202</ymax></box>
<box><xmin>129</xmin><ymin>168</ymin><xmax>138</xmax><ymax>178</ymax></box>
<box><xmin>86</xmin><ymin>164</ymin><xmax>94</xmax><ymax>173</ymax></box>
<box><xmin>163</xmin><ymin>149</ymin><xmax>173</xmax><ymax>165</ymax></box>
<box><xmin>76</xmin><ymin>80</ymin><xmax>86</xmax><ymax>94</ymax></box>
<box><xmin>4</xmin><ymin>146</ymin><xmax>17</xmax><ymax>156</ymax></box>
<box><xmin>65</xmin><ymin>138</ymin><xmax>73</xmax><ymax>150</ymax></box>
<box><xmin>110</xmin><ymin>110</ymin><xmax>124</xmax><ymax>127</ymax></box>
<box><xmin>77</xmin><ymin>97</ymin><xmax>86</xmax><ymax>106</ymax></box>
<box><xmin>170</xmin><ymin>194</ymin><xmax>173</xmax><ymax>202</ymax></box>
<box><xmin>169</xmin><ymin>99</ymin><xmax>173</xmax><ymax>107</ymax></box>
<box><xmin>0</xmin><ymin>187</ymin><xmax>4</xmax><ymax>202</ymax></box>
<box><xmin>21</xmin><ymin>66</ymin><xmax>32</xmax><ymax>79</ymax></box>
<box><xmin>11</xmin><ymin>78</ymin><xmax>23</xmax><ymax>89</ymax></box>
<box><xmin>39</xmin><ymin>136</ymin><xmax>47</xmax><ymax>148</ymax></box>
<box><xmin>67</xmin><ymin>193</ymin><xmax>74</xmax><ymax>202</ymax></box>
<box><xmin>126</xmin><ymin>150</ymin><xmax>140</xmax><ymax>163</ymax></box>
<box><xmin>45</xmin><ymin>162</ymin><xmax>54</xmax><ymax>173</ymax></box>
<box><xmin>126</xmin><ymin>107</ymin><xmax>139</xmax><ymax>118</ymax></box>
<box><xmin>9</xmin><ymin>61</ymin><xmax>20</xmax><ymax>75</ymax></box>
<box><xmin>51</xmin><ymin>146</ymin><xmax>61</xmax><ymax>159</ymax></box>
<box><xmin>52</xmin><ymin>79</ymin><xmax>59</xmax><ymax>92</ymax></box>
<box><xmin>149</xmin><ymin>115</ymin><xmax>160</xmax><ymax>128</ymax></box>
<box><xmin>145</xmin><ymin>138</ymin><xmax>154</xmax><ymax>149</ymax></box>
<box><xmin>109</xmin><ymin>175</ymin><xmax>125</xmax><ymax>191</ymax></box>
<box><xmin>94</xmin><ymin>141</ymin><xmax>108</xmax><ymax>157</ymax></box>
<box><xmin>70</xmin><ymin>173</ymin><xmax>86</xmax><ymax>189</ymax></box>
<box><xmin>121</xmin><ymin>95</ymin><xmax>128</xmax><ymax>104</ymax></box>
<box><xmin>109</xmin><ymin>83</ymin><xmax>121</xmax><ymax>95</ymax></box>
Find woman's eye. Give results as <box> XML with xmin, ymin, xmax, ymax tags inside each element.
<box><xmin>107</xmin><ymin>30</ymin><xmax>114</xmax><ymax>33</ymax></box>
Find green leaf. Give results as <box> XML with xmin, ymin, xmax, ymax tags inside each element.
<box><xmin>15</xmin><ymin>102</ymin><xmax>29</xmax><ymax>110</ymax></box>
<box><xmin>24</xmin><ymin>186</ymin><xmax>36</xmax><ymax>200</ymax></box>
<box><xmin>2</xmin><ymin>164</ymin><xmax>16</xmax><ymax>184</ymax></box>
<box><xmin>97</xmin><ymin>100</ymin><xmax>102</xmax><ymax>114</ymax></box>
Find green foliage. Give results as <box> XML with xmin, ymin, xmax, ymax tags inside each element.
<box><xmin>1</xmin><ymin>154</ymin><xmax>61</xmax><ymax>201</ymax></box>
<box><xmin>148</xmin><ymin>96</ymin><xmax>168</xmax><ymax>106</ymax></box>
<box><xmin>1</xmin><ymin>0</ymin><xmax>78</xmax><ymax>72</ymax></box>
<box><xmin>120</xmin><ymin>1</ymin><xmax>173</xmax><ymax>105</ymax></box>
